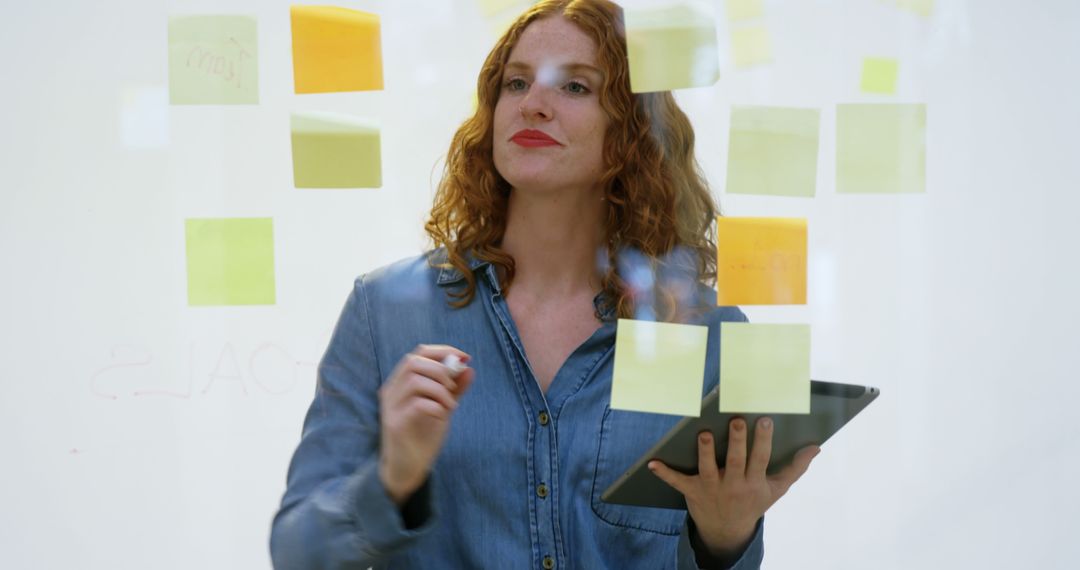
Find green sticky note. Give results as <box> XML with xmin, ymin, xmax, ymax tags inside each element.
<box><xmin>836</xmin><ymin>103</ymin><xmax>926</xmax><ymax>194</ymax></box>
<box><xmin>611</xmin><ymin>319</ymin><xmax>709</xmax><ymax>417</ymax></box>
<box><xmin>726</xmin><ymin>106</ymin><xmax>820</xmax><ymax>197</ymax></box>
<box><xmin>725</xmin><ymin>0</ymin><xmax>763</xmax><ymax>22</ymax></box>
<box><xmin>185</xmin><ymin>218</ymin><xmax>275</xmax><ymax>306</ymax></box>
<box><xmin>625</xmin><ymin>4</ymin><xmax>720</xmax><ymax>93</ymax></box>
<box><xmin>730</xmin><ymin>25</ymin><xmax>772</xmax><ymax>68</ymax></box>
<box><xmin>895</xmin><ymin>0</ymin><xmax>934</xmax><ymax>18</ymax></box>
<box><xmin>291</xmin><ymin>112</ymin><xmax>381</xmax><ymax>188</ymax></box>
<box><xmin>168</xmin><ymin>15</ymin><xmax>258</xmax><ymax>105</ymax></box>
<box><xmin>720</xmin><ymin>323</ymin><xmax>810</xmax><ymax>414</ymax></box>
<box><xmin>476</xmin><ymin>0</ymin><xmax>533</xmax><ymax>17</ymax></box>
<box><xmin>861</xmin><ymin>57</ymin><xmax>899</xmax><ymax>94</ymax></box>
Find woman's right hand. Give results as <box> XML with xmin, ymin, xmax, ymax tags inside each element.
<box><xmin>377</xmin><ymin>344</ymin><xmax>474</xmax><ymax>506</ymax></box>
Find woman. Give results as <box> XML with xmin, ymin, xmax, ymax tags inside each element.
<box><xmin>270</xmin><ymin>1</ymin><xmax>818</xmax><ymax>568</ymax></box>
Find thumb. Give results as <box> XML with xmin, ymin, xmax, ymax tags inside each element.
<box><xmin>771</xmin><ymin>445</ymin><xmax>820</xmax><ymax>495</ymax></box>
<box><xmin>452</xmin><ymin>367</ymin><xmax>476</xmax><ymax>398</ymax></box>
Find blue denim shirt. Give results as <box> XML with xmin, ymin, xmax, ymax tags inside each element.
<box><xmin>270</xmin><ymin>251</ymin><xmax>763</xmax><ymax>569</ymax></box>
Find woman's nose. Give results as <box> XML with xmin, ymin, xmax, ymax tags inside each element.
<box><xmin>518</xmin><ymin>85</ymin><xmax>553</xmax><ymax>121</ymax></box>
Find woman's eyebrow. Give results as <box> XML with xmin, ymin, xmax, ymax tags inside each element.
<box><xmin>564</xmin><ymin>63</ymin><xmax>604</xmax><ymax>79</ymax></box>
<box><xmin>503</xmin><ymin>61</ymin><xmax>531</xmax><ymax>74</ymax></box>
<box><xmin>504</xmin><ymin>61</ymin><xmax>604</xmax><ymax>79</ymax></box>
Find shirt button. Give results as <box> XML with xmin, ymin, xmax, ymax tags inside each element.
<box><xmin>542</xmin><ymin>555</ymin><xmax>555</xmax><ymax>569</ymax></box>
<box><xmin>536</xmin><ymin>483</ymin><xmax>548</xmax><ymax>498</ymax></box>
<box><xmin>538</xmin><ymin>411</ymin><xmax>549</xmax><ymax>426</ymax></box>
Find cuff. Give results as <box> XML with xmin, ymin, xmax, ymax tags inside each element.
<box><xmin>687</xmin><ymin>516</ymin><xmax>765</xmax><ymax>570</ymax></box>
<box><xmin>345</xmin><ymin>460</ymin><xmax>438</xmax><ymax>557</ymax></box>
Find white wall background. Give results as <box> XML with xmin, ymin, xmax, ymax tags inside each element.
<box><xmin>1</xmin><ymin>0</ymin><xmax>1078</xmax><ymax>568</ymax></box>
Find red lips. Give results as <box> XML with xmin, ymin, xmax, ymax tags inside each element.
<box><xmin>510</xmin><ymin>129</ymin><xmax>561</xmax><ymax>147</ymax></box>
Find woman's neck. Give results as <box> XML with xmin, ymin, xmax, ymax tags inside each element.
<box><xmin>500</xmin><ymin>185</ymin><xmax>606</xmax><ymax>299</ymax></box>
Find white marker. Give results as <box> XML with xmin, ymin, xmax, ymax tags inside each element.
<box><xmin>442</xmin><ymin>354</ymin><xmax>467</xmax><ymax>376</ymax></box>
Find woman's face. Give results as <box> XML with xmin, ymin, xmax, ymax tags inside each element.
<box><xmin>492</xmin><ymin>16</ymin><xmax>609</xmax><ymax>195</ymax></box>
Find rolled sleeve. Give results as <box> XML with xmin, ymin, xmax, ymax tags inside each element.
<box><xmin>270</xmin><ymin>277</ymin><xmax>435</xmax><ymax>569</ymax></box>
<box><xmin>678</xmin><ymin>516</ymin><xmax>764</xmax><ymax>570</ymax></box>
<box><xmin>348</xmin><ymin>460</ymin><xmax>438</xmax><ymax>555</ymax></box>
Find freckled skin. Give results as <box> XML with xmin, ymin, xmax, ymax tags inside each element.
<box><xmin>493</xmin><ymin>16</ymin><xmax>610</xmax><ymax>196</ymax></box>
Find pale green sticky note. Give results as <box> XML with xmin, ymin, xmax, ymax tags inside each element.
<box><xmin>476</xmin><ymin>0</ymin><xmax>532</xmax><ymax>17</ymax></box>
<box><xmin>861</xmin><ymin>57</ymin><xmax>899</xmax><ymax>94</ymax></box>
<box><xmin>720</xmin><ymin>323</ymin><xmax>810</xmax><ymax>414</ymax></box>
<box><xmin>896</xmin><ymin>0</ymin><xmax>934</xmax><ymax>18</ymax></box>
<box><xmin>185</xmin><ymin>218</ymin><xmax>275</xmax><ymax>306</ymax></box>
<box><xmin>726</xmin><ymin>0</ymin><xmax>763</xmax><ymax>22</ymax></box>
<box><xmin>730</xmin><ymin>25</ymin><xmax>772</xmax><ymax>68</ymax></box>
<box><xmin>836</xmin><ymin>103</ymin><xmax>926</xmax><ymax>194</ymax></box>
<box><xmin>611</xmin><ymin>319</ymin><xmax>709</xmax><ymax>417</ymax></box>
<box><xmin>625</xmin><ymin>4</ymin><xmax>720</xmax><ymax>93</ymax></box>
<box><xmin>168</xmin><ymin>15</ymin><xmax>258</xmax><ymax>105</ymax></box>
<box><xmin>726</xmin><ymin>106</ymin><xmax>820</xmax><ymax>197</ymax></box>
<box><xmin>291</xmin><ymin>112</ymin><xmax>381</xmax><ymax>188</ymax></box>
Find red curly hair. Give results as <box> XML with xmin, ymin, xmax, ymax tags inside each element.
<box><xmin>425</xmin><ymin>0</ymin><xmax>719</xmax><ymax>321</ymax></box>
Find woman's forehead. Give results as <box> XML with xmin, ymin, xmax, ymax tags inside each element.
<box><xmin>508</xmin><ymin>16</ymin><xmax>600</xmax><ymax>68</ymax></box>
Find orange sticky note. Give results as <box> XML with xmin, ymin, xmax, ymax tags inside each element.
<box><xmin>290</xmin><ymin>6</ymin><xmax>383</xmax><ymax>94</ymax></box>
<box><xmin>716</xmin><ymin>217</ymin><xmax>807</xmax><ymax>305</ymax></box>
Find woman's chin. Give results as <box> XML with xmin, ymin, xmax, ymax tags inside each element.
<box><xmin>502</xmin><ymin>172</ymin><xmax>561</xmax><ymax>193</ymax></box>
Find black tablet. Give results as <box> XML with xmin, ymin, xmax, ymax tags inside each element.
<box><xmin>600</xmin><ymin>380</ymin><xmax>880</xmax><ymax>510</ymax></box>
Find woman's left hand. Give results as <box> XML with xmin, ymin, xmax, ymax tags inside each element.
<box><xmin>648</xmin><ymin>416</ymin><xmax>820</xmax><ymax>558</ymax></box>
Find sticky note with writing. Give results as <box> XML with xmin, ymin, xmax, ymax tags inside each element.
<box><xmin>725</xmin><ymin>106</ymin><xmax>820</xmax><ymax>198</ymax></box>
<box><xmin>836</xmin><ymin>103</ymin><xmax>926</xmax><ymax>193</ymax></box>
<box><xmin>291</xmin><ymin>112</ymin><xmax>381</xmax><ymax>188</ymax></box>
<box><xmin>720</xmin><ymin>323</ymin><xmax>810</xmax><ymax>414</ymax></box>
<box><xmin>291</xmin><ymin>6</ymin><xmax>383</xmax><ymax>94</ymax></box>
<box><xmin>625</xmin><ymin>4</ymin><xmax>720</xmax><ymax>93</ymax></box>
<box><xmin>168</xmin><ymin>15</ymin><xmax>258</xmax><ymax>105</ymax></box>
<box><xmin>611</xmin><ymin>319</ymin><xmax>709</xmax><ymax>417</ymax></box>
<box><xmin>716</xmin><ymin>217</ymin><xmax>807</xmax><ymax>306</ymax></box>
<box><xmin>185</xmin><ymin>218</ymin><xmax>275</xmax><ymax>306</ymax></box>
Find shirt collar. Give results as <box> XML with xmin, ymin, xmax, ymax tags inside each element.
<box><xmin>432</xmin><ymin>248</ymin><xmax>500</xmax><ymax>293</ymax></box>
<box><xmin>592</xmin><ymin>292</ymin><xmax>616</xmax><ymax>322</ymax></box>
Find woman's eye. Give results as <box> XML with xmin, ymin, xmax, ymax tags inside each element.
<box><xmin>565</xmin><ymin>80</ymin><xmax>590</xmax><ymax>95</ymax></box>
<box><xmin>505</xmin><ymin>78</ymin><xmax>527</xmax><ymax>91</ymax></box>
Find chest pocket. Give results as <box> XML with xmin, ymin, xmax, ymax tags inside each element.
<box><xmin>590</xmin><ymin>406</ymin><xmax>686</xmax><ymax>535</ymax></box>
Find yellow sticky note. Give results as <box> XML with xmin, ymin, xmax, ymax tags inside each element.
<box><xmin>861</xmin><ymin>57</ymin><xmax>899</xmax><ymax>94</ymax></box>
<box><xmin>625</xmin><ymin>4</ymin><xmax>720</xmax><ymax>93</ymax></box>
<box><xmin>896</xmin><ymin>0</ymin><xmax>934</xmax><ymax>18</ymax></box>
<box><xmin>185</xmin><ymin>218</ymin><xmax>275</xmax><ymax>306</ymax></box>
<box><xmin>168</xmin><ymin>15</ymin><xmax>258</xmax><ymax>105</ymax></box>
<box><xmin>290</xmin><ymin>6</ymin><xmax>383</xmax><ymax>94</ymax></box>
<box><xmin>726</xmin><ymin>106</ymin><xmax>820</xmax><ymax>197</ymax></box>
<box><xmin>291</xmin><ymin>111</ymin><xmax>381</xmax><ymax>188</ymax></box>
<box><xmin>611</xmin><ymin>319</ymin><xmax>709</xmax><ymax>417</ymax></box>
<box><xmin>730</xmin><ymin>25</ymin><xmax>772</xmax><ymax>68</ymax></box>
<box><xmin>716</xmin><ymin>217</ymin><xmax>807</xmax><ymax>306</ymax></box>
<box><xmin>836</xmin><ymin>103</ymin><xmax>926</xmax><ymax>194</ymax></box>
<box><xmin>720</xmin><ymin>323</ymin><xmax>810</xmax><ymax>414</ymax></box>
<box><xmin>725</xmin><ymin>0</ymin><xmax>763</xmax><ymax>22</ymax></box>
